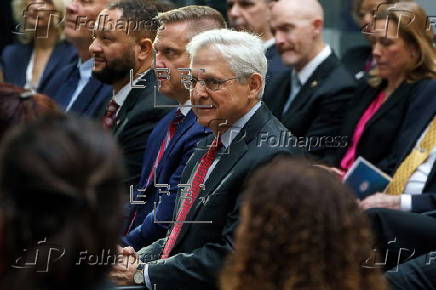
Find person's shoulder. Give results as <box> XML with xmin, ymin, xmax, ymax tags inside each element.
<box><xmin>247</xmin><ymin>108</ymin><xmax>302</xmax><ymax>155</ymax></box>
<box><xmin>2</xmin><ymin>42</ymin><xmax>31</xmax><ymax>59</ymax></box>
<box><xmin>319</xmin><ymin>61</ymin><xmax>357</xmax><ymax>93</ymax></box>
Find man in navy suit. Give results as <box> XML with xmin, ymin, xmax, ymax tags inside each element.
<box><xmin>41</xmin><ymin>0</ymin><xmax>114</xmax><ymax>117</ymax></box>
<box><xmin>227</xmin><ymin>0</ymin><xmax>287</xmax><ymax>80</ymax></box>
<box><xmin>121</xmin><ymin>5</ymin><xmax>227</xmax><ymax>250</ymax></box>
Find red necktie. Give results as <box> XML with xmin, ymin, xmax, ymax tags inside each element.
<box><xmin>145</xmin><ymin>110</ymin><xmax>185</xmax><ymax>187</ymax></box>
<box><xmin>101</xmin><ymin>99</ymin><xmax>120</xmax><ymax>129</ymax></box>
<box><xmin>160</xmin><ymin>136</ymin><xmax>222</xmax><ymax>259</ymax></box>
<box><xmin>125</xmin><ymin>110</ymin><xmax>185</xmax><ymax>234</ymax></box>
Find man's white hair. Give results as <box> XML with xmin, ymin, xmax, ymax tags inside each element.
<box><xmin>187</xmin><ymin>29</ymin><xmax>267</xmax><ymax>99</ymax></box>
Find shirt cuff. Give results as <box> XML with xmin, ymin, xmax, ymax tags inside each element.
<box><xmin>400</xmin><ymin>195</ymin><xmax>412</xmax><ymax>211</ymax></box>
<box><xmin>144</xmin><ymin>264</ymin><xmax>152</xmax><ymax>290</ymax></box>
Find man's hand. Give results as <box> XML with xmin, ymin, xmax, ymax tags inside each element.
<box><xmin>359</xmin><ymin>193</ymin><xmax>401</xmax><ymax>210</ymax></box>
<box><xmin>110</xmin><ymin>246</ymin><xmax>140</xmax><ymax>286</ymax></box>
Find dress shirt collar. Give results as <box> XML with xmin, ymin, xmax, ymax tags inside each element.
<box><xmin>263</xmin><ymin>38</ymin><xmax>275</xmax><ymax>50</ymax></box>
<box><xmin>220</xmin><ymin>101</ymin><xmax>261</xmax><ymax>149</ymax></box>
<box><xmin>295</xmin><ymin>45</ymin><xmax>331</xmax><ymax>85</ymax></box>
<box><xmin>77</xmin><ymin>58</ymin><xmax>94</xmax><ymax>80</ymax></box>
<box><xmin>113</xmin><ymin>69</ymin><xmax>150</xmax><ymax>107</ymax></box>
<box><xmin>179</xmin><ymin>99</ymin><xmax>191</xmax><ymax>116</ymax></box>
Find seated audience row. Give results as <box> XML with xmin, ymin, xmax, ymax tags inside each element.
<box><xmin>0</xmin><ymin>0</ymin><xmax>434</xmax><ymax>289</ymax></box>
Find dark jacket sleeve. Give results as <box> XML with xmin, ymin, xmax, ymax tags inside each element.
<box><xmin>386</xmin><ymin>253</ymin><xmax>436</xmax><ymax>290</ymax></box>
<box><xmin>144</xmin><ymin>194</ymin><xmax>241</xmax><ymax>290</ymax></box>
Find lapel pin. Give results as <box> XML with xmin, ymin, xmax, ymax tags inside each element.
<box><xmin>311</xmin><ymin>81</ymin><xmax>318</xmax><ymax>88</ymax></box>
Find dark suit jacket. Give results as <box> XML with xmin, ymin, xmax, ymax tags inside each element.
<box><xmin>265</xmin><ymin>43</ymin><xmax>288</xmax><ymax>83</ymax></box>
<box><xmin>324</xmin><ymin>79</ymin><xmax>425</xmax><ymax>170</ymax></box>
<box><xmin>122</xmin><ymin>109</ymin><xmax>211</xmax><ymax>250</ymax></box>
<box><xmin>111</xmin><ymin>71</ymin><xmax>176</xmax><ymax>185</ymax></box>
<box><xmin>378</xmin><ymin>79</ymin><xmax>436</xmax><ymax>212</ymax></box>
<box><xmin>263</xmin><ymin>52</ymin><xmax>356</xmax><ymax>158</ymax></box>
<box><xmin>366</xmin><ymin>208</ymin><xmax>436</xmax><ymax>273</ymax></box>
<box><xmin>1</xmin><ymin>40</ymin><xmax>77</xmax><ymax>91</ymax></box>
<box><xmin>41</xmin><ymin>60</ymin><xmax>112</xmax><ymax>118</ymax></box>
<box><xmin>341</xmin><ymin>45</ymin><xmax>372</xmax><ymax>79</ymax></box>
<box><xmin>386</xmin><ymin>252</ymin><xmax>436</xmax><ymax>290</ymax></box>
<box><xmin>138</xmin><ymin>103</ymin><xmax>302</xmax><ymax>290</ymax></box>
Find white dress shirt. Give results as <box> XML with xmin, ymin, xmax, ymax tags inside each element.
<box><xmin>65</xmin><ymin>58</ymin><xmax>94</xmax><ymax>111</ymax></box>
<box><xmin>24</xmin><ymin>50</ymin><xmax>37</xmax><ymax>92</ymax></box>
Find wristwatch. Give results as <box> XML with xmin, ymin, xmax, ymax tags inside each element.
<box><xmin>133</xmin><ymin>263</ymin><xmax>145</xmax><ymax>285</ymax></box>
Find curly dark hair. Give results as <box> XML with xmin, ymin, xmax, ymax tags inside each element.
<box><xmin>220</xmin><ymin>156</ymin><xmax>387</xmax><ymax>290</ymax></box>
<box><xmin>0</xmin><ymin>114</ymin><xmax>126</xmax><ymax>290</ymax></box>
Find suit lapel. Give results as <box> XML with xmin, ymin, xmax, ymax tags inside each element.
<box><xmin>282</xmin><ymin>53</ymin><xmax>339</xmax><ymax>124</ymax></box>
<box><xmin>265</xmin><ymin>71</ymin><xmax>290</xmax><ymax>118</ymax></box>
<box><xmin>113</xmin><ymin>71</ymin><xmax>156</xmax><ymax>135</ymax></box>
<box><xmin>70</xmin><ymin>78</ymin><xmax>104</xmax><ymax>114</ymax></box>
<box><xmin>175</xmin><ymin>134</ymin><xmax>248</xmax><ymax>246</ymax></box>
<box><xmin>154</xmin><ymin>109</ymin><xmax>179</xmax><ymax>178</ymax></box>
<box><xmin>364</xmin><ymin>82</ymin><xmax>415</xmax><ymax>130</ymax></box>
<box><xmin>173</xmin><ymin>104</ymin><xmax>271</xmax><ymax>246</ymax></box>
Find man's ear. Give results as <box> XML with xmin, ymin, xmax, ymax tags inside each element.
<box><xmin>247</xmin><ymin>73</ymin><xmax>263</xmax><ymax>100</ymax></box>
<box><xmin>137</xmin><ymin>37</ymin><xmax>153</xmax><ymax>62</ymax></box>
<box><xmin>313</xmin><ymin>18</ymin><xmax>324</xmax><ymax>38</ymax></box>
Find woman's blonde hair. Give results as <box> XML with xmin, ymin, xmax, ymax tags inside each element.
<box><xmin>368</xmin><ymin>2</ymin><xmax>436</xmax><ymax>87</ymax></box>
<box><xmin>12</xmin><ymin>0</ymin><xmax>65</xmax><ymax>44</ymax></box>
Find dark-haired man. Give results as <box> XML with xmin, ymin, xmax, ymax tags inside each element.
<box><xmin>89</xmin><ymin>0</ymin><xmax>175</xmax><ymax>184</ymax></box>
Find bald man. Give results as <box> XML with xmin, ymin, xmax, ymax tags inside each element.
<box><xmin>263</xmin><ymin>0</ymin><xmax>356</xmax><ymax>159</ymax></box>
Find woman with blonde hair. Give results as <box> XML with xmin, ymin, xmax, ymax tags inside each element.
<box><xmin>221</xmin><ymin>156</ymin><xmax>386</xmax><ymax>290</ymax></box>
<box><xmin>1</xmin><ymin>0</ymin><xmax>77</xmax><ymax>92</ymax></box>
<box><xmin>324</xmin><ymin>2</ymin><xmax>436</xmax><ymax>175</ymax></box>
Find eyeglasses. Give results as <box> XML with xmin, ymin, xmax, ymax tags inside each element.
<box><xmin>185</xmin><ymin>76</ymin><xmax>239</xmax><ymax>91</ymax></box>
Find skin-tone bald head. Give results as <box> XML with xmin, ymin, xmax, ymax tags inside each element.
<box><xmin>271</xmin><ymin>0</ymin><xmax>326</xmax><ymax>71</ymax></box>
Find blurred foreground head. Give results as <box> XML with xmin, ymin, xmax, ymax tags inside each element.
<box><xmin>0</xmin><ymin>114</ymin><xmax>126</xmax><ymax>290</ymax></box>
<box><xmin>221</xmin><ymin>156</ymin><xmax>387</xmax><ymax>290</ymax></box>
<box><xmin>0</xmin><ymin>82</ymin><xmax>59</xmax><ymax>140</ymax></box>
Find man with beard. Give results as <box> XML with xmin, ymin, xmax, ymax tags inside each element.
<box><xmin>89</xmin><ymin>0</ymin><xmax>175</xmax><ymax>184</ymax></box>
<box><xmin>227</xmin><ymin>0</ymin><xmax>287</xmax><ymax>80</ymax></box>
<box><xmin>263</xmin><ymin>0</ymin><xmax>356</xmax><ymax>159</ymax></box>
<box><xmin>41</xmin><ymin>0</ymin><xmax>113</xmax><ymax>117</ymax></box>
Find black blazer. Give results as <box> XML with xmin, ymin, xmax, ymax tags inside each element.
<box><xmin>263</xmin><ymin>52</ymin><xmax>356</xmax><ymax>158</ymax></box>
<box><xmin>324</xmin><ymin>79</ymin><xmax>425</xmax><ymax>169</ymax></box>
<box><xmin>1</xmin><ymin>40</ymin><xmax>77</xmax><ymax>91</ymax></box>
<box><xmin>380</xmin><ymin>79</ymin><xmax>436</xmax><ymax>212</ymax></box>
<box><xmin>138</xmin><ymin>103</ymin><xmax>302</xmax><ymax>290</ymax></box>
<box><xmin>110</xmin><ymin>70</ymin><xmax>176</xmax><ymax>185</ymax></box>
